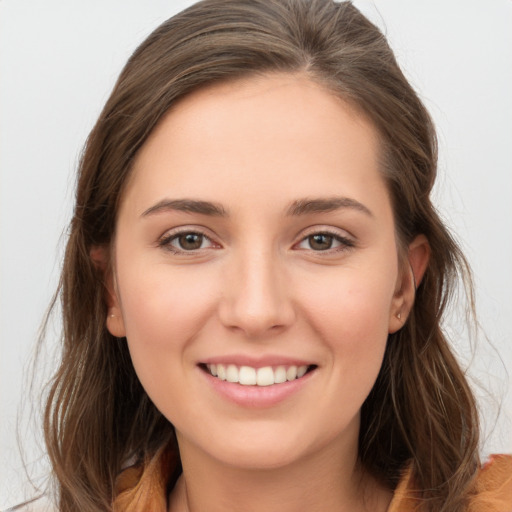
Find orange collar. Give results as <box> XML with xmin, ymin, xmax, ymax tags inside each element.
<box><xmin>388</xmin><ymin>455</ymin><xmax>512</xmax><ymax>512</ymax></box>
<box><xmin>114</xmin><ymin>453</ymin><xmax>512</xmax><ymax>512</ymax></box>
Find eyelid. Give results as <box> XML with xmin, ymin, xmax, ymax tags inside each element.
<box><xmin>299</xmin><ymin>225</ymin><xmax>354</xmax><ymax>239</ymax></box>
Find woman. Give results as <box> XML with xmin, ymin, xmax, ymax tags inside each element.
<box><xmin>34</xmin><ymin>0</ymin><xmax>511</xmax><ymax>511</ymax></box>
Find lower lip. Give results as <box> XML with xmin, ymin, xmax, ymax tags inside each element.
<box><xmin>201</xmin><ymin>367</ymin><xmax>315</xmax><ymax>408</ymax></box>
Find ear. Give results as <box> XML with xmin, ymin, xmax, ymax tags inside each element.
<box><xmin>388</xmin><ymin>234</ymin><xmax>430</xmax><ymax>333</ymax></box>
<box><xmin>90</xmin><ymin>245</ymin><xmax>126</xmax><ymax>338</ymax></box>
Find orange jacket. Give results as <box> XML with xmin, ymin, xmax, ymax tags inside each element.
<box><xmin>114</xmin><ymin>451</ymin><xmax>512</xmax><ymax>512</ymax></box>
<box><xmin>389</xmin><ymin>455</ymin><xmax>512</xmax><ymax>512</ymax></box>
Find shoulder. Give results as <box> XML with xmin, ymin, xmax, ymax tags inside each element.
<box><xmin>389</xmin><ymin>454</ymin><xmax>512</xmax><ymax>512</ymax></box>
<box><xmin>470</xmin><ymin>454</ymin><xmax>512</xmax><ymax>511</ymax></box>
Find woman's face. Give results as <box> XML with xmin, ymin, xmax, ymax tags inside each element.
<box><xmin>107</xmin><ymin>73</ymin><xmax>413</xmax><ymax>470</ymax></box>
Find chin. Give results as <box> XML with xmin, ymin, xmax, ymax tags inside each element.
<box><xmin>178</xmin><ymin>417</ymin><xmax>354</xmax><ymax>472</ymax></box>
<box><xmin>214</xmin><ymin>443</ymin><xmax>309</xmax><ymax>471</ymax></box>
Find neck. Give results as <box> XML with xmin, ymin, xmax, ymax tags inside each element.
<box><xmin>168</xmin><ymin>428</ymin><xmax>392</xmax><ymax>512</ymax></box>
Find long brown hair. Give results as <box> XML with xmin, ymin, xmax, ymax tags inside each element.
<box><xmin>43</xmin><ymin>0</ymin><xmax>480</xmax><ymax>510</ymax></box>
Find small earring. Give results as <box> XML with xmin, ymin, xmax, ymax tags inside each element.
<box><xmin>109</xmin><ymin>314</ymin><xmax>116</xmax><ymax>318</ymax></box>
<box><xmin>397</xmin><ymin>312</ymin><xmax>401</xmax><ymax>319</ymax></box>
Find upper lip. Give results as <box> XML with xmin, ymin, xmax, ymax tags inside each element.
<box><xmin>199</xmin><ymin>355</ymin><xmax>315</xmax><ymax>368</ymax></box>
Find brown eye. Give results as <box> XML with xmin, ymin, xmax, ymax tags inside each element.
<box><xmin>308</xmin><ymin>234</ymin><xmax>334</xmax><ymax>251</ymax></box>
<box><xmin>177</xmin><ymin>233</ymin><xmax>204</xmax><ymax>250</ymax></box>
<box><xmin>296</xmin><ymin>230</ymin><xmax>354</xmax><ymax>253</ymax></box>
<box><xmin>159</xmin><ymin>230</ymin><xmax>215</xmax><ymax>254</ymax></box>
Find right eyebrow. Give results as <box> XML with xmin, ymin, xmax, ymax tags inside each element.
<box><xmin>141</xmin><ymin>198</ymin><xmax>228</xmax><ymax>218</ymax></box>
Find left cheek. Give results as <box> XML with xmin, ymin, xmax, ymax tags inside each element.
<box><xmin>308</xmin><ymin>278</ymin><xmax>392</xmax><ymax>364</ymax></box>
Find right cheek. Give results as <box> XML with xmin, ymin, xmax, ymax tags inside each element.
<box><xmin>119</xmin><ymin>268</ymin><xmax>221</xmax><ymax>344</ymax></box>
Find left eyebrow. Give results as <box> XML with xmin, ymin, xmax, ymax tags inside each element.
<box><xmin>285</xmin><ymin>196</ymin><xmax>373</xmax><ymax>217</ymax></box>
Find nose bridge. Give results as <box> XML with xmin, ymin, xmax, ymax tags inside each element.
<box><xmin>219</xmin><ymin>240</ymin><xmax>294</xmax><ymax>337</ymax></box>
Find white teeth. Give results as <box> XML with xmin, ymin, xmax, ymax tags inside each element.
<box><xmin>226</xmin><ymin>364</ymin><xmax>238</xmax><ymax>383</ymax></box>
<box><xmin>256</xmin><ymin>366</ymin><xmax>274</xmax><ymax>386</ymax></box>
<box><xmin>239</xmin><ymin>366</ymin><xmax>257</xmax><ymax>385</ymax></box>
<box><xmin>217</xmin><ymin>364</ymin><xmax>227</xmax><ymax>381</ymax></box>
<box><xmin>297</xmin><ymin>365</ymin><xmax>308</xmax><ymax>378</ymax></box>
<box><xmin>274</xmin><ymin>366</ymin><xmax>287</xmax><ymax>384</ymax></box>
<box><xmin>206</xmin><ymin>363</ymin><xmax>312</xmax><ymax>386</ymax></box>
<box><xmin>286</xmin><ymin>366</ymin><xmax>297</xmax><ymax>381</ymax></box>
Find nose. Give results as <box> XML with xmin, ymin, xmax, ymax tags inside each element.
<box><xmin>218</xmin><ymin>247</ymin><xmax>296</xmax><ymax>339</ymax></box>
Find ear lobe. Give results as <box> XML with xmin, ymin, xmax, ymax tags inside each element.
<box><xmin>106</xmin><ymin>311</ymin><xmax>126</xmax><ymax>338</ymax></box>
<box><xmin>388</xmin><ymin>234</ymin><xmax>430</xmax><ymax>333</ymax></box>
<box><xmin>90</xmin><ymin>245</ymin><xmax>126</xmax><ymax>338</ymax></box>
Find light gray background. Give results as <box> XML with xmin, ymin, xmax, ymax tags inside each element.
<box><xmin>1</xmin><ymin>0</ymin><xmax>511</xmax><ymax>508</ymax></box>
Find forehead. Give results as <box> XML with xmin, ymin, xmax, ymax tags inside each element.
<box><xmin>122</xmin><ymin>73</ymin><xmax>389</xmax><ymax>219</ymax></box>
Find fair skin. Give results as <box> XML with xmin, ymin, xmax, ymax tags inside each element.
<box><xmin>102</xmin><ymin>73</ymin><xmax>429</xmax><ymax>512</ymax></box>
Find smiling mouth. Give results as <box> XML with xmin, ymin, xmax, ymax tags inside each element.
<box><xmin>201</xmin><ymin>363</ymin><xmax>317</xmax><ymax>387</ymax></box>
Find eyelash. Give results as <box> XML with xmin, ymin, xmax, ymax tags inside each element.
<box><xmin>158</xmin><ymin>227</ymin><xmax>355</xmax><ymax>256</ymax></box>
<box><xmin>296</xmin><ymin>230</ymin><xmax>355</xmax><ymax>253</ymax></box>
